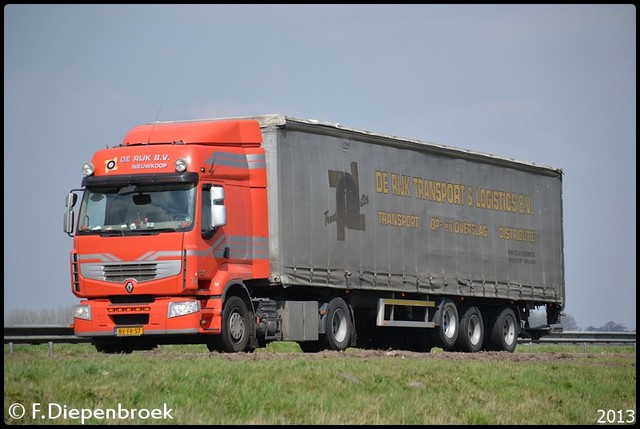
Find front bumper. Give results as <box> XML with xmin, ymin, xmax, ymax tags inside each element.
<box><xmin>73</xmin><ymin>297</ymin><xmax>222</xmax><ymax>337</ymax></box>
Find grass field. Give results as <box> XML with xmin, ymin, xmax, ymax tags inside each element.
<box><xmin>4</xmin><ymin>343</ymin><xmax>636</xmax><ymax>425</ymax></box>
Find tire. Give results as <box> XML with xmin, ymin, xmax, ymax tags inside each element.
<box><xmin>321</xmin><ymin>297</ymin><xmax>353</xmax><ymax>351</ymax></box>
<box><xmin>434</xmin><ymin>299</ymin><xmax>459</xmax><ymax>351</ymax></box>
<box><xmin>455</xmin><ymin>306</ymin><xmax>484</xmax><ymax>353</ymax></box>
<box><xmin>489</xmin><ymin>307</ymin><xmax>518</xmax><ymax>353</ymax></box>
<box><xmin>220</xmin><ymin>296</ymin><xmax>251</xmax><ymax>352</ymax></box>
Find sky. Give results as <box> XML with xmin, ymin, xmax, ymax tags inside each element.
<box><xmin>4</xmin><ymin>4</ymin><xmax>636</xmax><ymax>329</ymax></box>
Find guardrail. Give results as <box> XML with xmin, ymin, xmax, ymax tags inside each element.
<box><xmin>4</xmin><ymin>324</ymin><xmax>87</xmax><ymax>343</ymax></box>
<box><xmin>4</xmin><ymin>325</ymin><xmax>89</xmax><ymax>353</ymax></box>
<box><xmin>4</xmin><ymin>325</ymin><xmax>636</xmax><ymax>354</ymax></box>
<box><xmin>518</xmin><ymin>330</ymin><xmax>636</xmax><ymax>352</ymax></box>
<box><xmin>519</xmin><ymin>330</ymin><xmax>636</xmax><ymax>344</ymax></box>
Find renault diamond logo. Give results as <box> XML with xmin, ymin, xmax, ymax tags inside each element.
<box><xmin>125</xmin><ymin>281</ymin><xmax>134</xmax><ymax>293</ymax></box>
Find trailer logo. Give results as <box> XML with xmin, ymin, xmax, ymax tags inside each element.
<box><xmin>325</xmin><ymin>161</ymin><xmax>369</xmax><ymax>240</ymax></box>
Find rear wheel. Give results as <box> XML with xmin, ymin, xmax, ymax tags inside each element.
<box><xmin>455</xmin><ymin>306</ymin><xmax>484</xmax><ymax>353</ymax></box>
<box><xmin>433</xmin><ymin>299</ymin><xmax>459</xmax><ymax>351</ymax></box>
<box><xmin>220</xmin><ymin>296</ymin><xmax>251</xmax><ymax>352</ymax></box>
<box><xmin>488</xmin><ymin>307</ymin><xmax>518</xmax><ymax>353</ymax></box>
<box><xmin>321</xmin><ymin>297</ymin><xmax>353</xmax><ymax>351</ymax></box>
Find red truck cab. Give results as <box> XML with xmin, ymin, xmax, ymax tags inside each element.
<box><xmin>65</xmin><ymin>119</ymin><xmax>269</xmax><ymax>353</ymax></box>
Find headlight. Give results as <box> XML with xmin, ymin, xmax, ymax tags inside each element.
<box><xmin>175</xmin><ymin>158</ymin><xmax>187</xmax><ymax>172</ymax></box>
<box><xmin>82</xmin><ymin>162</ymin><xmax>95</xmax><ymax>176</ymax></box>
<box><xmin>74</xmin><ymin>305</ymin><xmax>91</xmax><ymax>321</ymax></box>
<box><xmin>168</xmin><ymin>301</ymin><xmax>200</xmax><ymax>318</ymax></box>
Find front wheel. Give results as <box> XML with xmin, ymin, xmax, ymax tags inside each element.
<box><xmin>220</xmin><ymin>296</ymin><xmax>251</xmax><ymax>352</ymax></box>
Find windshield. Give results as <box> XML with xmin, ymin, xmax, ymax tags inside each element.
<box><xmin>77</xmin><ymin>182</ymin><xmax>196</xmax><ymax>235</ymax></box>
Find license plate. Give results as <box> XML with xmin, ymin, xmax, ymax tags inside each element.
<box><xmin>115</xmin><ymin>326</ymin><xmax>144</xmax><ymax>337</ymax></box>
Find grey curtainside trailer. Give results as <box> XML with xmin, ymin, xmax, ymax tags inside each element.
<box><xmin>246</xmin><ymin>114</ymin><xmax>564</xmax><ymax>352</ymax></box>
<box><xmin>66</xmin><ymin>113</ymin><xmax>564</xmax><ymax>354</ymax></box>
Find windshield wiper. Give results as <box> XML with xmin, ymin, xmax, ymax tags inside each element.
<box><xmin>99</xmin><ymin>230</ymin><xmax>127</xmax><ymax>237</ymax></box>
<box><xmin>151</xmin><ymin>228</ymin><xmax>179</xmax><ymax>233</ymax></box>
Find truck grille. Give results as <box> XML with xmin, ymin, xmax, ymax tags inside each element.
<box><xmin>109</xmin><ymin>295</ymin><xmax>154</xmax><ymax>304</ymax></box>
<box><xmin>81</xmin><ymin>260</ymin><xmax>181</xmax><ymax>283</ymax></box>
<box><xmin>112</xmin><ymin>314</ymin><xmax>150</xmax><ymax>325</ymax></box>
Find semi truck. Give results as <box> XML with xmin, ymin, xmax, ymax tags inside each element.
<box><xmin>64</xmin><ymin>114</ymin><xmax>565</xmax><ymax>354</ymax></box>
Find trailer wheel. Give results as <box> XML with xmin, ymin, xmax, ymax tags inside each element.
<box><xmin>489</xmin><ymin>307</ymin><xmax>518</xmax><ymax>353</ymax></box>
<box><xmin>220</xmin><ymin>296</ymin><xmax>251</xmax><ymax>352</ymax></box>
<box><xmin>433</xmin><ymin>299</ymin><xmax>459</xmax><ymax>351</ymax></box>
<box><xmin>455</xmin><ymin>306</ymin><xmax>484</xmax><ymax>353</ymax></box>
<box><xmin>321</xmin><ymin>297</ymin><xmax>353</xmax><ymax>351</ymax></box>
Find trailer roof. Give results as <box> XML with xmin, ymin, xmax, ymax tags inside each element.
<box><xmin>149</xmin><ymin>114</ymin><xmax>563</xmax><ymax>176</ymax></box>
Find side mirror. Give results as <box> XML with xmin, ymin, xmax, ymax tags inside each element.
<box><xmin>65</xmin><ymin>193</ymin><xmax>78</xmax><ymax>209</ymax></box>
<box><xmin>64</xmin><ymin>193</ymin><xmax>77</xmax><ymax>234</ymax></box>
<box><xmin>210</xmin><ymin>186</ymin><xmax>227</xmax><ymax>228</ymax></box>
<box><xmin>63</xmin><ymin>211</ymin><xmax>74</xmax><ymax>234</ymax></box>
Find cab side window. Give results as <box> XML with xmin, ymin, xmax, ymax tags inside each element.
<box><xmin>201</xmin><ymin>187</ymin><xmax>212</xmax><ymax>238</ymax></box>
